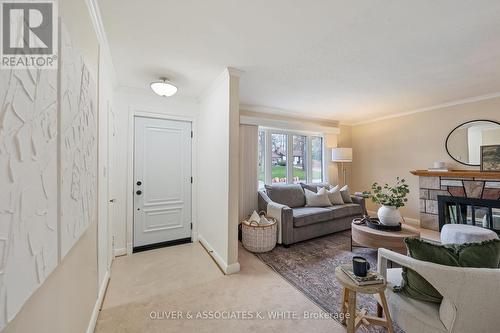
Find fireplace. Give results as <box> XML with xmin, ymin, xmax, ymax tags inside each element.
<box><xmin>438</xmin><ymin>195</ymin><xmax>500</xmax><ymax>234</ymax></box>
<box><xmin>411</xmin><ymin>170</ymin><xmax>500</xmax><ymax>231</ymax></box>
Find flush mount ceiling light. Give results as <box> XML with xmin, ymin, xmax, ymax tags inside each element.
<box><xmin>150</xmin><ymin>77</ymin><xmax>178</xmax><ymax>97</ymax></box>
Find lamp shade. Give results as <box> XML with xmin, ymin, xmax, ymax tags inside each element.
<box><xmin>151</xmin><ymin>78</ymin><xmax>177</xmax><ymax>97</ymax></box>
<box><xmin>331</xmin><ymin>148</ymin><xmax>352</xmax><ymax>162</ymax></box>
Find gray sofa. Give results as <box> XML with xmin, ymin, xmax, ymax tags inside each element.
<box><xmin>258</xmin><ymin>183</ymin><xmax>366</xmax><ymax>246</ymax></box>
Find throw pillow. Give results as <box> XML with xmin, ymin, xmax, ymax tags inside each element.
<box><xmin>304</xmin><ymin>188</ymin><xmax>332</xmax><ymax>207</ymax></box>
<box><xmin>395</xmin><ymin>238</ymin><xmax>500</xmax><ymax>303</ymax></box>
<box><xmin>300</xmin><ymin>182</ymin><xmax>330</xmax><ymax>193</ymax></box>
<box><xmin>340</xmin><ymin>185</ymin><xmax>353</xmax><ymax>203</ymax></box>
<box><xmin>320</xmin><ymin>185</ymin><xmax>344</xmax><ymax>205</ymax></box>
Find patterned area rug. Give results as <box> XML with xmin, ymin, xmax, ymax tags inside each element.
<box><xmin>255</xmin><ymin>230</ymin><xmax>404</xmax><ymax>333</ymax></box>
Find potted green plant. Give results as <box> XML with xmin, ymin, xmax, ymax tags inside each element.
<box><xmin>370</xmin><ymin>177</ymin><xmax>410</xmax><ymax>226</ymax></box>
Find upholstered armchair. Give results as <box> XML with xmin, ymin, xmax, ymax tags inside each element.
<box><xmin>376</xmin><ymin>248</ymin><xmax>500</xmax><ymax>333</ymax></box>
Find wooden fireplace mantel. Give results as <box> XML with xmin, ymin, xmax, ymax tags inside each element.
<box><xmin>410</xmin><ymin>169</ymin><xmax>500</xmax><ymax>179</ymax></box>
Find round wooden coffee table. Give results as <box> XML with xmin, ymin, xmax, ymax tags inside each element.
<box><xmin>351</xmin><ymin>222</ymin><xmax>420</xmax><ymax>254</ymax></box>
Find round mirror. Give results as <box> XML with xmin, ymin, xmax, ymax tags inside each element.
<box><xmin>446</xmin><ymin>120</ymin><xmax>500</xmax><ymax>166</ymax></box>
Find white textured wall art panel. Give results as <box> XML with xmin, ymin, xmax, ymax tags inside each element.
<box><xmin>60</xmin><ymin>24</ymin><xmax>98</xmax><ymax>258</ymax></box>
<box><xmin>0</xmin><ymin>68</ymin><xmax>58</xmax><ymax>328</ymax></box>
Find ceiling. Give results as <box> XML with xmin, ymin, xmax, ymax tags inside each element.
<box><xmin>98</xmin><ymin>0</ymin><xmax>500</xmax><ymax>124</ymax></box>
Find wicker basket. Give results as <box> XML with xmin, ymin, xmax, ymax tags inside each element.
<box><xmin>241</xmin><ymin>212</ymin><xmax>277</xmax><ymax>253</ymax></box>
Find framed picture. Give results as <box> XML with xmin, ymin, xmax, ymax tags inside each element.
<box><xmin>480</xmin><ymin>145</ymin><xmax>500</xmax><ymax>171</ymax></box>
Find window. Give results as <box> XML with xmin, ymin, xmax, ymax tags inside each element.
<box><xmin>292</xmin><ymin>135</ymin><xmax>306</xmax><ymax>183</ymax></box>
<box><xmin>258</xmin><ymin>129</ymin><xmax>324</xmax><ymax>188</ymax></box>
<box><xmin>258</xmin><ymin>131</ymin><xmax>265</xmax><ymax>188</ymax></box>
<box><xmin>271</xmin><ymin>133</ymin><xmax>287</xmax><ymax>183</ymax></box>
<box><xmin>311</xmin><ymin>136</ymin><xmax>323</xmax><ymax>183</ymax></box>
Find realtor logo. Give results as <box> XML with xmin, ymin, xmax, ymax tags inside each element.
<box><xmin>1</xmin><ymin>1</ymin><xmax>57</xmax><ymax>68</ymax></box>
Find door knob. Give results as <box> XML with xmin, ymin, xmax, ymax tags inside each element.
<box><xmin>136</xmin><ymin>190</ymin><xmax>142</xmax><ymax>195</ymax></box>
<box><xmin>137</xmin><ymin>181</ymin><xmax>142</xmax><ymax>186</ymax></box>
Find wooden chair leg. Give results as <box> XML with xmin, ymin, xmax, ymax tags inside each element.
<box><xmin>346</xmin><ymin>290</ymin><xmax>357</xmax><ymax>333</ymax></box>
<box><xmin>378</xmin><ymin>292</ymin><xmax>394</xmax><ymax>333</ymax></box>
<box><xmin>340</xmin><ymin>288</ymin><xmax>348</xmax><ymax>324</ymax></box>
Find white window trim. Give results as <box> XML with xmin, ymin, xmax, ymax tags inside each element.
<box><xmin>264</xmin><ymin>130</ymin><xmax>272</xmax><ymax>185</ymax></box>
<box><xmin>258</xmin><ymin>127</ymin><xmax>325</xmax><ymax>187</ymax></box>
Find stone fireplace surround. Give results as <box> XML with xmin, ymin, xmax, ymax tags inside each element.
<box><xmin>411</xmin><ymin>170</ymin><xmax>500</xmax><ymax>231</ymax></box>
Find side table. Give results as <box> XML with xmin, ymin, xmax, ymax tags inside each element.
<box><xmin>335</xmin><ymin>266</ymin><xmax>394</xmax><ymax>333</ymax></box>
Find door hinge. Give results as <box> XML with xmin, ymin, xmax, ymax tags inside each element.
<box><xmin>191</xmin><ymin>131</ymin><xmax>193</xmax><ymax>138</ymax></box>
<box><xmin>190</xmin><ymin>223</ymin><xmax>193</xmax><ymax>230</ymax></box>
<box><xmin>190</xmin><ymin>177</ymin><xmax>193</xmax><ymax>183</ymax></box>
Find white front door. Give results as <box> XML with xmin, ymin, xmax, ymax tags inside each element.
<box><xmin>133</xmin><ymin>116</ymin><xmax>192</xmax><ymax>249</ymax></box>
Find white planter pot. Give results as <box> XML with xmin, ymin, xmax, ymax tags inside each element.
<box><xmin>377</xmin><ymin>205</ymin><xmax>401</xmax><ymax>226</ymax></box>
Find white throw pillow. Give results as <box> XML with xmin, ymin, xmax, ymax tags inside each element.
<box><xmin>321</xmin><ymin>185</ymin><xmax>344</xmax><ymax>205</ymax></box>
<box><xmin>340</xmin><ymin>185</ymin><xmax>353</xmax><ymax>203</ymax></box>
<box><xmin>304</xmin><ymin>188</ymin><xmax>332</xmax><ymax>207</ymax></box>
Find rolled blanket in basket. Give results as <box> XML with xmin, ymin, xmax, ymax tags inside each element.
<box><xmin>266</xmin><ymin>202</ymin><xmax>286</xmax><ymax>244</ymax></box>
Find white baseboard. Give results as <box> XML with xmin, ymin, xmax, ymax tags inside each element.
<box><xmin>367</xmin><ymin>210</ymin><xmax>420</xmax><ymax>227</ymax></box>
<box><xmin>198</xmin><ymin>234</ymin><xmax>240</xmax><ymax>275</ymax></box>
<box><xmin>225</xmin><ymin>262</ymin><xmax>241</xmax><ymax>275</ymax></box>
<box><xmin>86</xmin><ymin>270</ymin><xmax>110</xmax><ymax>333</ymax></box>
<box><xmin>113</xmin><ymin>248</ymin><xmax>127</xmax><ymax>257</ymax></box>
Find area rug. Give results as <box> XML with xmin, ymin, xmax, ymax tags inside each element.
<box><xmin>255</xmin><ymin>230</ymin><xmax>404</xmax><ymax>333</ymax></box>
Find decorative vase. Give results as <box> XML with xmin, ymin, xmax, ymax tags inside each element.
<box><xmin>377</xmin><ymin>205</ymin><xmax>401</xmax><ymax>226</ymax></box>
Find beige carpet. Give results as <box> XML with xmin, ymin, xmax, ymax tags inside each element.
<box><xmin>95</xmin><ymin>242</ymin><xmax>346</xmax><ymax>333</ymax></box>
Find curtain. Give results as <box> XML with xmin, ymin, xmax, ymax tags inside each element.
<box><xmin>239</xmin><ymin>125</ymin><xmax>259</xmax><ymax>221</ymax></box>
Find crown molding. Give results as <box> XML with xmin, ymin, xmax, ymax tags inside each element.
<box><xmin>226</xmin><ymin>67</ymin><xmax>245</xmax><ymax>78</ymax></box>
<box><xmin>240</xmin><ymin>114</ymin><xmax>339</xmax><ymax>134</ymax></box>
<box><xmin>240</xmin><ymin>104</ymin><xmax>338</xmax><ymax>124</ymax></box>
<box><xmin>85</xmin><ymin>0</ymin><xmax>117</xmax><ymax>87</ymax></box>
<box><xmin>348</xmin><ymin>91</ymin><xmax>500</xmax><ymax>126</ymax></box>
<box><xmin>197</xmin><ymin>67</ymin><xmax>244</xmax><ymax>103</ymax></box>
<box><xmin>240</xmin><ymin>105</ymin><xmax>339</xmax><ymax>134</ymax></box>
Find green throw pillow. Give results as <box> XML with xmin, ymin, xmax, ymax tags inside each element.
<box><xmin>394</xmin><ymin>237</ymin><xmax>500</xmax><ymax>303</ymax></box>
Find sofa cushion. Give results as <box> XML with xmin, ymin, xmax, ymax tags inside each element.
<box><xmin>293</xmin><ymin>207</ymin><xmax>333</xmax><ymax>227</ymax></box>
<box><xmin>326</xmin><ymin>204</ymin><xmax>363</xmax><ymax>219</ymax></box>
<box><xmin>396</xmin><ymin>238</ymin><xmax>500</xmax><ymax>303</ymax></box>
<box><xmin>380</xmin><ymin>268</ymin><xmax>446</xmax><ymax>333</ymax></box>
<box><xmin>323</xmin><ymin>185</ymin><xmax>345</xmax><ymax>205</ymax></box>
<box><xmin>304</xmin><ymin>188</ymin><xmax>332</xmax><ymax>207</ymax></box>
<box><xmin>300</xmin><ymin>182</ymin><xmax>330</xmax><ymax>193</ymax></box>
<box><xmin>340</xmin><ymin>185</ymin><xmax>353</xmax><ymax>203</ymax></box>
<box><xmin>265</xmin><ymin>184</ymin><xmax>305</xmax><ymax>208</ymax></box>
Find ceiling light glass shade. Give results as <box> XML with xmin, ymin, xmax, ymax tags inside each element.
<box><xmin>150</xmin><ymin>79</ymin><xmax>177</xmax><ymax>97</ymax></box>
<box><xmin>331</xmin><ymin>148</ymin><xmax>353</xmax><ymax>162</ymax></box>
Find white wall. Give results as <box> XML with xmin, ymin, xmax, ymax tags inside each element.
<box><xmin>318</xmin><ymin>125</ymin><xmax>352</xmax><ymax>188</ymax></box>
<box><xmin>97</xmin><ymin>50</ymin><xmax>115</xmax><ymax>289</ymax></box>
<box><xmin>3</xmin><ymin>0</ymin><xmax>102</xmax><ymax>332</ymax></box>
<box><xmin>350</xmin><ymin>96</ymin><xmax>500</xmax><ymax>220</ymax></box>
<box><xmin>198</xmin><ymin>69</ymin><xmax>241</xmax><ymax>274</ymax></box>
<box><xmin>113</xmin><ymin>87</ymin><xmax>199</xmax><ymax>255</ymax></box>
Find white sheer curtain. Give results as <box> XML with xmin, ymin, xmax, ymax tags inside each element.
<box><xmin>239</xmin><ymin>125</ymin><xmax>258</xmax><ymax>221</ymax></box>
